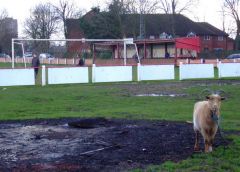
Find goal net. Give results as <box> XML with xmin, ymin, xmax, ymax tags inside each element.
<box><xmin>11</xmin><ymin>38</ymin><xmax>139</xmax><ymax>68</ymax></box>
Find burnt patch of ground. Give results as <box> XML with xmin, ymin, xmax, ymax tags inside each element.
<box><xmin>0</xmin><ymin>118</ymin><xmax>229</xmax><ymax>172</ymax></box>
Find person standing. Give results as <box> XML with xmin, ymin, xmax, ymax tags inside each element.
<box><xmin>32</xmin><ymin>53</ymin><xmax>40</xmax><ymax>78</ymax></box>
<box><xmin>77</xmin><ymin>57</ymin><xmax>85</xmax><ymax>66</ymax></box>
<box><xmin>165</xmin><ymin>51</ymin><xmax>170</xmax><ymax>58</ymax></box>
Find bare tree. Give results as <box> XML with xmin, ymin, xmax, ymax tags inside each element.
<box><xmin>123</xmin><ymin>0</ymin><xmax>159</xmax><ymax>14</ymax></box>
<box><xmin>24</xmin><ymin>3</ymin><xmax>59</xmax><ymax>39</ymax></box>
<box><xmin>219</xmin><ymin>7</ymin><xmax>226</xmax><ymax>32</ymax></box>
<box><xmin>223</xmin><ymin>0</ymin><xmax>240</xmax><ymax>41</ymax></box>
<box><xmin>120</xmin><ymin>0</ymin><xmax>159</xmax><ymax>38</ymax></box>
<box><xmin>51</xmin><ymin>0</ymin><xmax>84</xmax><ymax>38</ymax></box>
<box><xmin>0</xmin><ymin>8</ymin><xmax>8</xmax><ymax>19</ymax></box>
<box><xmin>158</xmin><ymin>0</ymin><xmax>198</xmax><ymax>14</ymax></box>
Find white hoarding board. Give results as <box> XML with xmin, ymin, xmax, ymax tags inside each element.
<box><xmin>0</xmin><ymin>69</ymin><xmax>35</xmax><ymax>86</ymax></box>
<box><xmin>180</xmin><ymin>64</ymin><xmax>214</xmax><ymax>80</ymax></box>
<box><xmin>139</xmin><ymin>65</ymin><xmax>175</xmax><ymax>81</ymax></box>
<box><xmin>93</xmin><ymin>66</ymin><xmax>132</xmax><ymax>83</ymax></box>
<box><xmin>48</xmin><ymin>67</ymin><xmax>89</xmax><ymax>84</ymax></box>
<box><xmin>218</xmin><ymin>63</ymin><xmax>240</xmax><ymax>78</ymax></box>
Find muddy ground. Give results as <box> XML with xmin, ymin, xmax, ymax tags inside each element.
<box><xmin>1</xmin><ymin>80</ymin><xmax>238</xmax><ymax>172</ymax></box>
<box><xmin>0</xmin><ymin>118</ymin><xmax>228</xmax><ymax>172</ymax></box>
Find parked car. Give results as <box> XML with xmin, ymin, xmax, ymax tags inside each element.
<box><xmin>39</xmin><ymin>53</ymin><xmax>54</xmax><ymax>60</ymax></box>
<box><xmin>0</xmin><ymin>53</ymin><xmax>10</xmax><ymax>58</ymax></box>
<box><xmin>23</xmin><ymin>52</ymin><xmax>33</xmax><ymax>58</ymax></box>
<box><xmin>226</xmin><ymin>54</ymin><xmax>240</xmax><ymax>59</ymax></box>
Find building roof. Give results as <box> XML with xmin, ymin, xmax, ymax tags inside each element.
<box><xmin>66</xmin><ymin>13</ymin><xmax>228</xmax><ymax>39</ymax></box>
<box><xmin>196</xmin><ymin>22</ymin><xmax>228</xmax><ymax>36</ymax></box>
<box><xmin>121</xmin><ymin>14</ymin><xmax>228</xmax><ymax>38</ymax></box>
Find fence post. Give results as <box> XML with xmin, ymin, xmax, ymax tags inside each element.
<box><xmin>137</xmin><ymin>63</ymin><xmax>141</xmax><ymax>82</ymax></box>
<box><xmin>92</xmin><ymin>64</ymin><xmax>96</xmax><ymax>83</ymax></box>
<box><xmin>42</xmin><ymin>65</ymin><xmax>46</xmax><ymax>86</ymax></box>
<box><xmin>179</xmin><ymin>62</ymin><xmax>183</xmax><ymax>80</ymax></box>
<box><xmin>65</xmin><ymin>58</ymin><xmax>67</xmax><ymax>65</ymax></box>
<box><xmin>73</xmin><ymin>58</ymin><xmax>75</xmax><ymax>65</ymax></box>
<box><xmin>218</xmin><ymin>61</ymin><xmax>221</xmax><ymax>79</ymax></box>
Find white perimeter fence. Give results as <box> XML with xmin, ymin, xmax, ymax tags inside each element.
<box><xmin>48</xmin><ymin>67</ymin><xmax>89</xmax><ymax>85</ymax></box>
<box><xmin>0</xmin><ymin>63</ymin><xmax>240</xmax><ymax>86</ymax></box>
<box><xmin>92</xmin><ymin>65</ymin><xmax>132</xmax><ymax>83</ymax></box>
<box><xmin>0</xmin><ymin>68</ymin><xmax>35</xmax><ymax>86</ymax></box>
<box><xmin>138</xmin><ymin>64</ymin><xmax>175</xmax><ymax>81</ymax></box>
<box><xmin>218</xmin><ymin>62</ymin><xmax>240</xmax><ymax>78</ymax></box>
<box><xmin>179</xmin><ymin>63</ymin><xmax>214</xmax><ymax>80</ymax></box>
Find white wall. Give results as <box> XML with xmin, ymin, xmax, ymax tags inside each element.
<box><xmin>139</xmin><ymin>65</ymin><xmax>175</xmax><ymax>81</ymax></box>
<box><xmin>92</xmin><ymin>66</ymin><xmax>132</xmax><ymax>83</ymax></box>
<box><xmin>180</xmin><ymin>64</ymin><xmax>214</xmax><ymax>80</ymax></box>
<box><xmin>48</xmin><ymin>67</ymin><xmax>89</xmax><ymax>84</ymax></box>
<box><xmin>218</xmin><ymin>63</ymin><xmax>240</xmax><ymax>78</ymax></box>
<box><xmin>0</xmin><ymin>69</ymin><xmax>35</xmax><ymax>86</ymax></box>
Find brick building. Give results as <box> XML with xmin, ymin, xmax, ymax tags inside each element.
<box><xmin>66</xmin><ymin>12</ymin><xmax>234</xmax><ymax>58</ymax></box>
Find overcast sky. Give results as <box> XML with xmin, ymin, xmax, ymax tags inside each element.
<box><xmin>0</xmin><ymin>0</ymin><xmax>231</xmax><ymax>37</ymax></box>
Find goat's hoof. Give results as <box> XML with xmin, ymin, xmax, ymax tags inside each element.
<box><xmin>194</xmin><ymin>147</ymin><xmax>201</xmax><ymax>153</ymax></box>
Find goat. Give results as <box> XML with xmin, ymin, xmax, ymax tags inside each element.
<box><xmin>193</xmin><ymin>91</ymin><xmax>225</xmax><ymax>153</ymax></box>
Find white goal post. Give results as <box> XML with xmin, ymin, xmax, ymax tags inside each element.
<box><xmin>13</xmin><ymin>42</ymin><xmax>26</xmax><ymax>68</ymax></box>
<box><xmin>11</xmin><ymin>38</ymin><xmax>139</xmax><ymax>68</ymax></box>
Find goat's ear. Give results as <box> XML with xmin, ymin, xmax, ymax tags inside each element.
<box><xmin>206</xmin><ymin>96</ymin><xmax>210</xmax><ymax>100</ymax></box>
<box><xmin>221</xmin><ymin>97</ymin><xmax>225</xmax><ymax>100</ymax></box>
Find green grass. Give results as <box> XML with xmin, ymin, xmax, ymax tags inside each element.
<box><xmin>0</xmin><ymin>62</ymin><xmax>31</xmax><ymax>68</ymax></box>
<box><xmin>0</xmin><ymin>83</ymin><xmax>239</xmax><ymax>130</ymax></box>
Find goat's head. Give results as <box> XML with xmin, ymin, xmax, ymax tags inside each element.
<box><xmin>206</xmin><ymin>94</ymin><xmax>225</xmax><ymax>113</ymax></box>
<box><xmin>200</xmin><ymin>89</ymin><xmax>226</xmax><ymax>113</ymax></box>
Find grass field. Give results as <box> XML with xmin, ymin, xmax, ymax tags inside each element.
<box><xmin>1</xmin><ymin>62</ymin><xmax>240</xmax><ymax>171</ymax></box>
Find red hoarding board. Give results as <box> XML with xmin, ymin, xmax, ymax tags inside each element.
<box><xmin>175</xmin><ymin>37</ymin><xmax>200</xmax><ymax>52</ymax></box>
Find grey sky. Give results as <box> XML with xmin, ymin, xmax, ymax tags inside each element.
<box><xmin>0</xmin><ymin>0</ymin><xmax>233</xmax><ymax>37</ymax></box>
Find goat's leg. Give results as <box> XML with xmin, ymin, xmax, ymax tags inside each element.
<box><xmin>204</xmin><ymin>140</ymin><xmax>209</xmax><ymax>152</ymax></box>
<box><xmin>194</xmin><ymin>130</ymin><xmax>200</xmax><ymax>151</ymax></box>
<box><xmin>204</xmin><ymin>139</ymin><xmax>213</xmax><ymax>153</ymax></box>
<box><xmin>208</xmin><ymin>128</ymin><xmax>218</xmax><ymax>152</ymax></box>
<box><xmin>205</xmin><ymin>129</ymin><xmax>215</xmax><ymax>152</ymax></box>
<box><xmin>208</xmin><ymin>137</ymin><xmax>214</xmax><ymax>152</ymax></box>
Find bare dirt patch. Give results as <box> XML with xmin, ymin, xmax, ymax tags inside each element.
<box><xmin>0</xmin><ymin>118</ymin><xmax>227</xmax><ymax>172</ymax></box>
